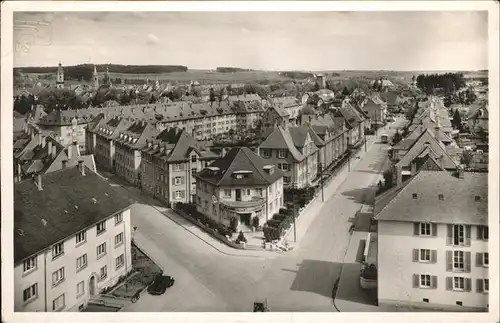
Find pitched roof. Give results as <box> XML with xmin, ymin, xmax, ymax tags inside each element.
<box><xmin>374</xmin><ymin>171</ymin><xmax>487</xmax><ymax>225</ymax></box>
<box><xmin>258</xmin><ymin>126</ymin><xmax>305</xmax><ymax>161</ymax></box>
<box><xmin>306</xmin><ymin>125</ymin><xmax>325</xmax><ymax>147</ymax></box>
<box><xmin>14</xmin><ymin>166</ymin><xmax>133</xmax><ymax>263</ymax></box>
<box><xmin>195</xmin><ymin>147</ymin><xmax>284</xmax><ymax>187</ymax></box>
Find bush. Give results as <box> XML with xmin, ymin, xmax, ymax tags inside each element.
<box><xmin>267</xmin><ymin>219</ymin><xmax>282</xmax><ymax>228</ymax></box>
<box><xmin>252</xmin><ymin>216</ymin><xmax>260</xmax><ymax>229</ymax></box>
<box><xmin>278</xmin><ymin>208</ymin><xmax>288</xmax><ymax>215</ymax></box>
<box><xmin>235</xmin><ymin>231</ymin><xmax>247</xmax><ymax>243</ymax></box>
<box><xmin>217</xmin><ymin>225</ymin><xmax>233</xmax><ymax>238</ymax></box>
<box><xmin>263</xmin><ymin>226</ymin><xmax>282</xmax><ymax>242</ymax></box>
<box><xmin>229</xmin><ymin>217</ymin><xmax>238</xmax><ymax>232</ymax></box>
<box><xmin>273</xmin><ymin>213</ymin><xmax>288</xmax><ymax>222</ymax></box>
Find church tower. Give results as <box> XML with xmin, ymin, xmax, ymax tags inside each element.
<box><xmin>103</xmin><ymin>65</ymin><xmax>110</xmax><ymax>85</ymax></box>
<box><xmin>56</xmin><ymin>62</ymin><xmax>64</xmax><ymax>89</ymax></box>
<box><xmin>93</xmin><ymin>65</ymin><xmax>99</xmax><ymax>89</ymax></box>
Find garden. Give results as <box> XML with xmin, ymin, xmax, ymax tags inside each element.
<box><xmin>262</xmin><ymin>207</ymin><xmax>296</xmax><ymax>242</ymax></box>
<box><xmin>283</xmin><ymin>186</ymin><xmax>316</xmax><ymax>207</ymax></box>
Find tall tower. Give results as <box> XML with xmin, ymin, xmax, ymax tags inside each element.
<box><xmin>93</xmin><ymin>65</ymin><xmax>99</xmax><ymax>89</ymax></box>
<box><xmin>56</xmin><ymin>62</ymin><xmax>64</xmax><ymax>89</ymax></box>
<box><xmin>103</xmin><ymin>65</ymin><xmax>110</xmax><ymax>85</ymax></box>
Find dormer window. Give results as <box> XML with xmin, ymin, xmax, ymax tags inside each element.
<box><xmin>278</xmin><ymin>150</ymin><xmax>288</xmax><ymax>159</ymax></box>
<box><xmin>262</xmin><ymin>149</ymin><xmax>271</xmax><ymax>158</ymax></box>
<box><xmin>263</xmin><ymin>165</ymin><xmax>274</xmax><ymax>175</ymax></box>
<box><xmin>475</xmin><ymin>196</ymin><xmax>481</xmax><ymax>201</ymax></box>
<box><xmin>438</xmin><ymin>194</ymin><xmax>444</xmax><ymax>200</ymax></box>
<box><xmin>412</xmin><ymin>193</ymin><xmax>418</xmax><ymax>199</ymax></box>
<box><xmin>191</xmin><ymin>155</ymin><xmax>198</xmax><ymax>163</ymax></box>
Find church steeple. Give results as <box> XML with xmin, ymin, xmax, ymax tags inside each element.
<box><xmin>93</xmin><ymin>65</ymin><xmax>99</xmax><ymax>89</ymax></box>
<box><xmin>56</xmin><ymin>62</ymin><xmax>64</xmax><ymax>89</ymax></box>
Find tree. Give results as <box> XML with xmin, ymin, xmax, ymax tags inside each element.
<box><xmin>313</xmin><ymin>82</ymin><xmax>320</xmax><ymax>92</ymax></box>
<box><xmin>460</xmin><ymin>149</ymin><xmax>474</xmax><ymax>171</ymax></box>
<box><xmin>443</xmin><ymin>94</ymin><xmax>452</xmax><ymax>108</ymax></box>
<box><xmin>392</xmin><ymin>130</ymin><xmax>403</xmax><ymax>145</ymax></box>
<box><xmin>342</xmin><ymin>86</ymin><xmax>351</xmax><ymax>96</ymax></box>
<box><xmin>452</xmin><ymin>109</ymin><xmax>463</xmax><ymax>131</ymax></box>
<box><xmin>209</xmin><ymin>88</ymin><xmax>216</xmax><ymax>103</ymax></box>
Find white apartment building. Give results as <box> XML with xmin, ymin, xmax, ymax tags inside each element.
<box><xmin>375</xmin><ymin>170</ymin><xmax>488</xmax><ymax>311</ymax></box>
<box><xmin>14</xmin><ymin>164</ymin><xmax>133</xmax><ymax>312</ymax></box>
<box><xmin>194</xmin><ymin>147</ymin><xmax>284</xmax><ymax>230</ymax></box>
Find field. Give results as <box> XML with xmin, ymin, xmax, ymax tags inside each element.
<box><xmin>20</xmin><ymin>69</ymin><xmax>488</xmax><ymax>86</ymax></box>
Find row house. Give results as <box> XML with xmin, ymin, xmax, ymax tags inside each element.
<box><xmin>14</xmin><ymin>132</ymin><xmax>95</xmax><ymax>182</ymax></box>
<box><xmin>261</xmin><ymin>104</ymin><xmax>290</xmax><ymax>134</ymax></box>
<box><xmin>257</xmin><ymin>125</ymin><xmax>319</xmax><ymax>188</ymax></box>
<box><xmin>270</xmin><ymin>96</ymin><xmax>303</xmax><ymax>125</ymax></box>
<box><xmin>194</xmin><ymin>147</ymin><xmax>285</xmax><ymax>231</ymax></box>
<box><xmin>331</xmin><ymin>101</ymin><xmax>366</xmax><ymax>149</ymax></box>
<box><xmin>363</xmin><ymin>96</ymin><xmax>387</xmax><ymax>127</ymax></box>
<box><xmin>391</xmin><ymin>128</ymin><xmax>459</xmax><ymax>187</ymax></box>
<box><xmin>140</xmin><ymin>128</ymin><xmax>218</xmax><ymax>206</ymax></box>
<box><xmin>14</xmin><ymin>164</ymin><xmax>133</xmax><ymax>312</ymax></box>
<box><xmin>375</xmin><ymin>170</ymin><xmax>488</xmax><ymax>311</ymax></box>
<box><xmin>114</xmin><ymin>121</ymin><xmax>159</xmax><ymax>186</ymax></box>
<box><xmin>231</xmin><ymin>100</ymin><xmax>266</xmax><ymax>132</ymax></box>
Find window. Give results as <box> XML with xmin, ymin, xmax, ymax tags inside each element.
<box><xmin>453</xmin><ymin>251</ymin><xmax>464</xmax><ymax>271</ymax></box>
<box><xmin>453</xmin><ymin>277</ymin><xmax>465</xmax><ymax>290</ymax></box>
<box><xmin>76</xmin><ymin>254</ymin><xmax>88</xmax><ymax>271</ymax></box>
<box><xmin>115</xmin><ymin>213</ymin><xmax>123</xmax><ymax>224</ymax></box>
<box><xmin>52</xmin><ymin>294</ymin><xmax>65</xmax><ymax>311</ymax></box>
<box><xmin>23</xmin><ymin>283</ymin><xmax>37</xmax><ymax>302</ymax></box>
<box><xmin>420</xmin><ymin>249</ymin><xmax>431</xmax><ymax>262</ymax></box>
<box><xmin>224</xmin><ymin>189</ymin><xmax>231</xmax><ymax>197</ymax></box>
<box><xmin>52</xmin><ymin>267</ymin><xmax>65</xmax><ymax>286</ymax></box>
<box><xmin>115</xmin><ymin>232</ymin><xmax>124</xmax><ymax>247</ymax></box>
<box><xmin>282</xmin><ymin>163</ymin><xmax>290</xmax><ymax>171</ymax></box>
<box><xmin>175</xmin><ymin>190</ymin><xmax>184</xmax><ymax>199</ymax></box>
<box><xmin>278</xmin><ymin>150</ymin><xmax>287</xmax><ymax>159</ymax></box>
<box><xmin>116</xmin><ymin>254</ymin><xmax>124</xmax><ymax>269</ymax></box>
<box><xmin>420</xmin><ymin>274</ymin><xmax>431</xmax><ymax>288</ymax></box>
<box><xmin>262</xmin><ymin>149</ymin><xmax>271</xmax><ymax>158</ymax></box>
<box><xmin>453</xmin><ymin>224</ymin><xmax>465</xmax><ymax>245</ymax></box>
<box><xmin>96</xmin><ymin>243</ymin><xmax>106</xmax><ymax>258</ymax></box>
<box><xmin>420</xmin><ymin>223</ymin><xmax>431</xmax><ymax>236</ymax></box>
<box><xmin>77</xmin><ymin>281</ymin><xmax>85</xmax><ymax>297</ymax></box>
<box><xmin>475</xmin><ymin>195</ymin><xmax>481</xmax><ymax>201</ymax></box>
<box><xmin>478</xmin><ymin>226</ymin><xmax>488</xmax><ymax>240</ymax></box>
<box><xmin>99</xmin><ymin>265</ymin><xmax>107</xmax><ymax>280</ymax></box>
<box><xmin>247</xmin><ymin>189</ymin><xmax>251</xmax><ymax>196</ymax></box>
<box><xmin>96</xmin><ymin>221</ymin><xmax>106</xmax><ymax>235</ymax></box>
<box><xmin>75</xmin><ymin>230</ymin><xmax>86</xmax><ymax>245</ymax></box>
<box><xmin>191</xmin><ymin>168</ymin><xmax>197</xmax><ymax>175</ymax></box>
<box><xmin>438</xmin><ymin>194</ymin><xmax>444</xmax><ymax>200</ymax></box>
<box><xmin>483</xmin><ymin>252</ymin><xmax>489</xmax><ymax>267</ymax></box>
<box><xmin>283</xmin><ymin>176</ymin><xmax>291</xmax><ymax>183</ymax></box>
<box><xmin>191</xmin><ymin>155</ymin><xmax>197</xmax><ymax>162</ymax></box>
<box><xmin>484</xmin><ymin>279</ymin><xmax>489</xmax><ymax>292</ymax></box>
<box><xmin>257</xmin><ymin>188</ymin><xmax>263</xmax><ymax>196</ymax></box>
<box><xmin>174</xmin><ymin>177</ymin><xmax>182</xmax><ymax>185</ymax></box>
<box><xmin>412</xmin><ymin>193</ymin><xmax>418</xmax><ymax>199</ymax></box>
<box><xmin>23</xmin><ymin>256</ymin><xmax>37</xmax><ymax>273</ymax></box>
<box><xmin>52</xmin><ymin>242</ymin><xmax>64</xmax><ymax>259</ymax></box>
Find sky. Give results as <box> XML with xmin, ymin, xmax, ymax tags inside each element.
<box><xmin>13</xmin><ymin>11</ymin><xmax>488</xmax><ymax>71</ymax></box>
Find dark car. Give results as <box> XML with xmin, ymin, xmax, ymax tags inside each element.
<box><xmin>147</xmin><ymin>275</ymin><xmax>175</xmax><ymax>296</ymax></box>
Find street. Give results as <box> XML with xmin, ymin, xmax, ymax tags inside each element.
<box><xmin>102</xmin><ymin>118</ymin><xmax>406</xmax><ymax>312</ymax></box>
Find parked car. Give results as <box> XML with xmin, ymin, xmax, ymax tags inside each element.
<box><xmin>147</xmin><ymin>274</ymin><xmax>175</xmax><ymax>296</ymax></box>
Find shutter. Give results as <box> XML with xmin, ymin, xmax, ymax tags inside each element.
<box><xmin>413</xmin><ymin>249</ymin><xmax>419</xmax><ymax>262</ymax></box>
<box><xmin>431</xmin><ymin>275</ymin><xmax>438</xmax><ymax>289</ymax></box>
<box><xmin>446</xmin><ymin>250</ymin><xmax>453</xmax><ymax>271</ymax></box>
<box><xmin>413</xmin><ymin>223</ymin><xmax>420</xmax><ymax>236</ymax></box>
<box><xmin>447</xmin><ymin>224</ymin><xmax>453</xmax><ymax>245</ymax></box>
<box><xmin>465</xmin><ymin>252</ymin><xmax>471</xmax><ymax>272</ymax></box>
<box><xmin>465</xmin><ymin>225</ymin><xmax>471</xmax><ymax>246</ymax></box>
<box><xmin>465</xmin><ymin>278</ymin><xmax>472</xmax><ymax>292</ymax></box>
<box><xmin>476</xmin><ymin>252</ymin><xmax>483</xmax><ymax>267</ymax></box>
<box><xmin>476</xmin><ymin>279</ymin><xmax>484</xmax><ymax>293</ymax></box>
<box><xmin>431</xmin><ymin>250</ymin><xmax>437</xmax><ymax>263</ymax></box>
<box><xmin>446</xmin><ymin>277</ymin><xmax>453</xmax><ymax>290</ymax></box>
<box><xmin>181</xmin><ymin>177</ymin><xmax>185</xmax><ymax>185</ymax></box>
<box><xmin>413</xmin><ymin>274</ymin><xmax>419</xmax><ymax>288</ymax></box>
<box><xmin>431</xmin><ymin>223</ymin><xmax>438</xmax><ymax>236</ymax></box>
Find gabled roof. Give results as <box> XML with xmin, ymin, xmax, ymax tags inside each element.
<box><xmin>14</xmin><ymin>166</ymin><xmax>133</xmax><ymax>264</ymax></box>
<box><xmin>195</xmin><ymin>147</ymin><xmax>284</xmax><ymax>187</ymax></box>
<box><xmin>375</xmin><ymin>171</ymin><xmax>487</xmax><ymax>225</ymax></box>
<box><xmin>306</xmin><ymin>125</ymin><xmax>325</xmax><ymax>147</ymax></box>
<box><xmin>396</xmin><ymin>128</ymin><xmax>458</xmax><ymax>170</ymax></box>
<box><xmin>115</xmin><ymin>121</ymin><xmax>159</xmax><ymax>149</ymax></box>
<box><xmin>18</xmin><ymin>136</ymin><xmax>66</xmax><ymax>176</ymax></box>
<box><xmin>258</xmin><ymin>126</ymin><xmax>305</xmax><ymax>161</ymax></box>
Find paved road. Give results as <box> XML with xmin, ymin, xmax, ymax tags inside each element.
<box><xmin>104</xmin><ymin>118</ymin><xmax>406</xmax><ymax>312</ymax></box>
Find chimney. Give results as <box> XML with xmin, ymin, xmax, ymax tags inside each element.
<box><xmin>41</xmin><ymin>136</ymin><xmax>46</xmax><ymax>148</ymax></box>
<box><xmin>34</xmin><ymin>174</ymin><xmax>43</xmax><ymax>191</ymax></box>
<box><xmin>62</xmin><ymin>160</ymin><xmax>67</xmax><ymax>169</ymax></box>
<box><xmin>78</xmin><ymin>160</ymin><xmax>85</xmax><ymax>176</ymax></box>
<box><xmin>411</xmin><ymin>162</ymin><xmax>417</xmax><ymax>175</ymax></box>
<box><xmin>52</xmin><ymin>144</ymin><xmax>57</xmax><ymax>157</ymax></box>
<box><xmin>17</xmin><ymin>164</ymin><xmax>22</xmax><ymax>182</ymax></box>
<box><xmin>394</xmin><ymin>166</ymin><xmax>402</xmax><ymax>187</ymax></box>
<box><xmin>67</xmin><ymin>145</ymin><xmax>72</xmax><ymax>159</ymax></box>
<box><xmin>73</xmin><ymin>141</ymin><xmax>80</xmax><ymax>157</ymax></box>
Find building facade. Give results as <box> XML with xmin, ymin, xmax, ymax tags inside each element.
<box><xmin>14</xmin><ymin>165</ymin><xmax>133</xmax><ymax>312</ymax></box>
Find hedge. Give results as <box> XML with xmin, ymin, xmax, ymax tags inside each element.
<box><xmin>175</xmin><ymin>202</ymin><xmax>234</xmax><ymax>239</ymax></box>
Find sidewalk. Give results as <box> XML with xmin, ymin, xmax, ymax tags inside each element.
<box><xmin>282</xmin><ymin>135</ymin><xmax>378</xmax><ymax>248</ymax></box>
<box><xmin>98</xmin><ymin>168</ymin><xmax>278</xmax><ymax>259</ymax></box>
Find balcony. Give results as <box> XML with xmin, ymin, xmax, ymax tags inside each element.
<box><xmin>219</xmin><ymin>197</ymin><xmax>266</xmax><ymax>213</ymax></box>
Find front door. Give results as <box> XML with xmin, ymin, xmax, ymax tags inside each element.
<box><xmin>89</xmin><ymin>276</ymin><xmax>96</xmax><ymax>296</ymax></box>
<box><xmin>235</xmin><ymin>189</ymin><xmax>242</xmax><ymax>201</ymax></box>
<box><xmin>240</xmin><ymin>213</ymin><xmax>251</xmax><ymax>226</ymax></box>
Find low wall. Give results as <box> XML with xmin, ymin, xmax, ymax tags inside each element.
<box><xmin>173</xmin><ymin>208</ymin><xmax>245</xmax><ymax>250</ymax></box>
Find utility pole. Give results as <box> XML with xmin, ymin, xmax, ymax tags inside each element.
<box><xmin>364</xmin><ymin>129</ymin><xmax>367</xmax><ymax>152</ymax></box>
<box><xmin>292</xmin><ymin>184</ymin><xmax>297</xmax><ymax>242</ymax></box>
<box><xmin>318</xmin><ymin>162</ymin><xmax>324</xmax><ymax>202</ymax></box>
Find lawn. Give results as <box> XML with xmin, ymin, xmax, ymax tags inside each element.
<box><xmin>110</xmin><ymin>243</ymin><xmax>163</xmax><ymax>299</ymax></box>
